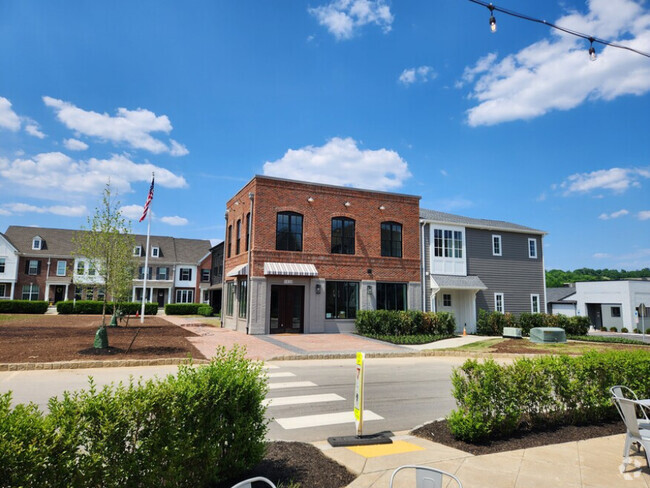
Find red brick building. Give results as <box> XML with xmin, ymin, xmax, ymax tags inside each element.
<box><xmin>222</xmin><ymin>176</ymin><xmax>422</xmax><ymax>334</ymax></box>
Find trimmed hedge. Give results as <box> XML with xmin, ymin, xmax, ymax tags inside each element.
<box><xmin>567</xmin><ymin>335</ymin><xmax>649</xmax><ymax>345</ymax></box>
<box><xmin>448</xmin><ymin>350</ymin><xmax>650</xmax><ymax>442</ymax></box>
<box><xmin>355</xmin><ymin>310</ymin><xmax>456</xmax><ymax>336</ymax></box>
<box><xmin>197</xmin><ymin>305</ymin><xmax>214</xmax><ymax>317</ymax></box>
<box><xmin>476</xmin><ymin>310</ymin><xmax>590</xmax><ymax>337</ymax></box>
<box><xmin>165</xmin><ymin>303</ymin><xmax>202</xmax><ymax>315</ymax></box>
<box><xmin>360</xmin><ymin>334</ymin><xmax>455</xmax><ymax>345</ymax></box>
<box><xmin>0</xmin><ymin>348</ymin><xmax>268</xmax><ymax>487</ymax></box>
<box><xmin>0</xmin><ymin>300</ymin><xmax>49</xmax><ymax>314</ymax></box>
<box><xmin>56</xmin><ymin>301</ymin><xmax>158</xmax><ymax>316</ymax></box>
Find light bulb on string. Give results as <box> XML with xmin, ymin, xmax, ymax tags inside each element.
<box><xmin>488</xmin><ymin>5</ymin><xmax>497</xmax><ymax>33</ymax></box>
<box><xmin>589</xmin><ymin>38</ymin><xmax>597</xmax><ymax>61</ymax></box>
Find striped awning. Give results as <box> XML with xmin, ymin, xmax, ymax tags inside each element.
<box><xmin>264</xmin><ymin>262</ymin><xmax>318</xmax><ymax>276</ymax></box>
<box><xmin>226</xmin><ymin>263</ymin><xmax>248</xmax><ymax>277</ymax></box>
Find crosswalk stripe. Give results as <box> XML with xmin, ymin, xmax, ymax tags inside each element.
<box><xmin>267</xmin><ymin>372</ymin><xmax>296</xmax><ymax>379</ymax></box>
<box><xmin>263</xmin><ymin>393</ymin><xmax>345</xmax><ymax>407</ymax></box>
<box><xmin>275</xmin><ymin>410</ymin><xmax>383</xmax><ymax>430</ymax></box>
<box><xmin>268</xmin><ymin>381</ymin><xmax>317</xmax><ymax>390</ymax></box>
<box><xmin>263</xmin><ymin>365</ymin><xmax>279</xmax><ymax>370</ymax></box>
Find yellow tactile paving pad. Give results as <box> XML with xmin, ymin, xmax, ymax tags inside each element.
<box><xmin>347</xmin><ymin>440</ymin><xmax>425</xmax><ymax>458</ymax></box>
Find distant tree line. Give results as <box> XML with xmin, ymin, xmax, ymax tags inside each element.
<box><xmin>546</xmin><ymin>268</ymin><xmax>650</xmax><ymax>288</ymax></box>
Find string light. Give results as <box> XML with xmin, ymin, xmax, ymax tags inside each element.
<box><xmin>467</xmin><ymin>0</ymin><xmax>650</xmax><ymax>60</ymax></box>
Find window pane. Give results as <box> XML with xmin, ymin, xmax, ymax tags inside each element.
<box><xmin>434</xmin><ymin>229</ymin><xmax>442</xmax><ymax>257</ymax></box>
<box><xmin>454</xmin><ymin>231</ymin><xmax>463</xmax><ymax>258</ymax></box>
<box><xmin>444</xmin><ymin>230</ymin><xmax>453</xmax><ymax>258</ymax></box>
<box><xmin>239</xmin><ymin>279</ymin><xmax>247</xmax><ymax>318</ymax></box>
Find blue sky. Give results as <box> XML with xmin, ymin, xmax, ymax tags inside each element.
<box><xmin>0</xmin><ymin>0</ymin><xmax>649</xmax><ymax>270</ymax></box>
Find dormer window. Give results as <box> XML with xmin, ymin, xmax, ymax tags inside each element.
<box><xmin>151</xmin><ymin>246</ymin><xmax>160</xmax><ymax>258</ymax></box>
<box><xmin>32</xmin><ymin>237</ymin><xmax>42</xmax><ymax>250</ymax></box>
<box><xmin>133</xmin><ymin>246</ymin><xmax>142</xmax><ymax>257</ymax></box>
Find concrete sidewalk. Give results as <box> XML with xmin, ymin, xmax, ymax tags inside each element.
<box><xmin>316</xmin><ymin>432</ymin><xmax>650</xmax><ymax>487</ymax></box>
<box><xmin>164</xmin><ymin>316</ymin><xmax>491</xmax><ymax>361</ymax></box>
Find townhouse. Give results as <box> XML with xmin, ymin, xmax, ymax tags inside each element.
<box><xmin>420</xmin><ymin>209</ymin><xmax>547</xmax><ymax>332</ymax></box>
<box><xmin>222</xmin><ymin>175</ymin><xmax>422</xmax><ymax>334</ymax></box>
<box><xmin>1</xmin><ymin>226</ymin><xmax>212</xmax><ymax>305</ymax></box>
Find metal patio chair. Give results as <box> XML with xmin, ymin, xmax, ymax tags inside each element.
<box><xmin>230</xmin><ymin>476</ymin><xmax>277</xmax><ymax>488</ymax></box>
<box><xmin>613</xmin><ymin>397</ymin><xmax>650</xmax><ymax>464</ymax></box>
<box><xmin>389</xmin><ymin>465</ymin><xmax>463</xmax><ymax>488</ymax></box>
<box><xmin>611</xmin><ymin>386</ymin><xmax>650</xmax><ymax>430</ymax></box>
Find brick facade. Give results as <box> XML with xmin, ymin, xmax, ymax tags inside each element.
<box><xmin>16</xmin><ymin>256</ymin><xmax>74</xmax><ymax>302</ymax></box>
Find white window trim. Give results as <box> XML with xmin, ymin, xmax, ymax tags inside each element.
<box><xmin>528</xmin><ymin>238</ymin><xmax>538</xmax><ymax>259</ymax></box>
<box><xmin>151</xmin><ymin>246</ymin><xmax>160</xmax><ymax>258</ymax></box>
<box><xmin>133</xmin><ymin>246</ymin><xmax>142</xmax><ymax>257</ymax></box>
<box><xmin>56</xmin><ymin>261</ymin><xmax>66</xmax><ymax>276</ymax></box>
<box><xmin>492</xmin><ymin>235</ymin><xmax>502</xmax><ymax>256</ymax></box>
<box><xmin>32</xmin><ymin>237</ymin><xmax>42</xmax><ymax>250</ymax></box>
<box><xmin>179</xmin><ymin>268</ymin><xmax>192</xmax><ymax>281</ymax></box>
<box><xmin>531</xmin><ymin>294</ymin><xmax>540</xmax><ymax>314</ymax></box>
<box><xmin>494</xmin><ymin>293</ymin><xmax>505</xmax><ymax>313</ymax></box>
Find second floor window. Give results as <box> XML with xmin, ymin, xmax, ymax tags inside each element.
<box><xmin>76</xmin><ymin>261</ymin><xmax>85</xmax><ymax>275</ymax></box>
<box><xmin>201</xmin><ymin>269</ymin><xmax>210</xmax><ymax>282</ymax></box>
<box><xmin>27</xmin><ymin>260</ymin><xmax>40</xmax><ymax>276</ymax></box>
<box><xmin>246</xmin><ymin>213</ymin><xmax>251</xmax><ymax>251</ymax></box>
<box><xmin>56</xmin><ymin>261</ymin><xmax>66</xmax><ymax>276</ymax></box>
<box><xmin>236</xmin><ymin>220</ymin><xmax>241</xmax><ymax>254</ymax></box>
<box><xmin>138</xmin><ymin>266</ymin><xmax>153</xmax><ymax>280</ymax></box>
<box><xmin>227</xmin><ymin>225</ymin><xmax>232</xmax><ymax>258</ymax></box>
<box><xmin>0</xmin><ymin>258</ymin><xmax>5</xmax><ymax>273</ymax></box>
<box><xmin>492</xmin><ymin>235</ymin><xmax>502</xmax><ymax>256</ymax></box>
<box><xmin>156</xmin><ymin>267</ymin><xmax>169</xmax><ymax>280</ymax></box>
<box><xmin>528</xmin><ymin>238</ymin><xmax>538</xmax><ymax>258</ymax></box>
<box><xmin>381</xmin><ymin>222</ymin><xmax>402</xmax><ymax>258</ymax></box>
<box><xmin>276</xmin><ymin>212</ymin><xmax>303</xmax><ymax>252</ymax></box>
<box><xmin>179</xmin><ymin>268</ymin><xmax>192</xmax><ymax>281</ymax></box>
<box><xmin>331</xmin><ymin>217</ymin><xmax>355</xmax><ymax>254</ymax></box>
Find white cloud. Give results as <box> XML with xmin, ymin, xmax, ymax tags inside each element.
<box><xmin>0</xmin><ymin>97</ymin><xmax>21</xmax><ymax>131</ymax></box>
<box><xmin>0</xmin><ymin>208</ymin><xmax>11</xmax><ymax>216</ymax></box>
<box><xmin>43</xmin><ymin>96</ymin><xmax>189</xmax><ymax>156</ymax></box>
<box><xmin>0</xmin><ymin>152</ymin><xmax>187</xmax><ymax>197</ymax></box>
<box><xmin>436</xmin><ymin>197</ymin><xmax>474</xmax><ymax>212</ymax></box>
<box><xmin>120</xmin><ymin>204</ymin><xmax>145</xmax><ymax>220</ymax></box>
<box><xmin>639</xmin><ymin>210</ymin><xmax>650</xmax><ymax>220</ymax></box>
<box><xmin>263</xmin><ymin>137</ymin><xmax>411</xmax><ymax>191</ymax></box>
<box><xmin>594</xmin><ymin>248</ymin><xmax>650</xmax><ymax>268</ymax></box>
<box><xmin>593</xmin><ymin>252</ymin><xmax>611</xmax><ymax>259</ymax></box>
<box><xmin>398</xmin><ymin>66</ymin><xmax>437</xmax><ymax>85</ymax></box>
<box><xmin>559</xmin><ymin>167</ymin><xmax>650</xmax><ymax>195</ymax></box>
<box><xmin>2</xmin><ymin>202</ymin><xmax>87</xmax><ymax>217</ymax></box>
<box><xmin>598</xmin><ymin>209</ymin><xmax>629</xmax><ymax>219</ymax></box>
<box><xmin>24</xmin><ymin>122</ymin><xmax>46</xmax><ymax>139</ymax></box>
<box><xmin>160</xmin><ymin>216</ymin><xmax>188</xmax><ymax>226</ymax></box>
<box><xmin>64</xmin><ymin>138</ymin><xmax>89</xmax><ymax>151</ymax></box>
<box><xmin>309</xmin><ymin>0</ymin><xmax>393</xmax><ymax>40</ymax></box>
<box><xmin>463</xmin><ymin>0</ymin><xmax>650</xmax><ymax>126</ymax></box>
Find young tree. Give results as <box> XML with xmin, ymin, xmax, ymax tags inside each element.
<box><xmin>74</xmin><ymin>183</ymin><xmax>137</xmax><ymax>348</ymax></box>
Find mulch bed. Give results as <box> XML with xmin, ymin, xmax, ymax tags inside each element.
<box><xmin>214</xmin><ymin>442</ymin><xmax>356</xmax><ymax>488</ymax></box>
<box><xmin>0</xmin><ymin>314</ymin><xmax>205</xmax><ymax>362</ymax></box>
<box><xmin>411</xmin><ymin>419</ymin><xmax>626</xmax><ymax>456</ymax></box>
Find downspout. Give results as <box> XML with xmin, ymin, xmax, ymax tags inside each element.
<box><xmin>246</xmin><ymin>192</ymin><xmax>254</xmax><ymax>334</ymax></box>
<box><xmin>420</xmin><ymin>220</ymin><xmax>426</xmax><ymax>312</ymax></box>
<box><xmin>221</xmin><ymin>211</ymin><xmax>228</xmax><ymax>328</ymax></box>
<box><xmin>46</xmin><ymin>258</ymin><xmax>51</xmax><ymax>303</ymax></box>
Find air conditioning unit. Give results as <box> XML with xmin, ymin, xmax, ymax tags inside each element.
<box><xmin>503</xmin><ymin>327</ymin><xmax>522</xmax><ymax>339</ymax></box>
<box><xmin>530</xmin><ymin>327</ymin><xmax>567</xmax><ymax>343</ymax></box>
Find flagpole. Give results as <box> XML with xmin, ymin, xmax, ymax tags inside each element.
<box><xmin>141</xmin><ymin>173</ymin><xmax>154</xmax><ymax>323</ymax></box>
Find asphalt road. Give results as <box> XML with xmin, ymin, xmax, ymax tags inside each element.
<box><xmin>0</xmin><ymin>356</ymin><xmax>466</xmax><ymax>443</ymax></box>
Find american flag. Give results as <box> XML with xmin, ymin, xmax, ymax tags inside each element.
<box><xmin>139</xmin><ymin>177</ymin><xmax>154</xmax><ymax>222</ymax></box>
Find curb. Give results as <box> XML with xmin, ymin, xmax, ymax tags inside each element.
<box><xmin>0</xmin><ymin>357</ymin><xmax>209</xmax><ymax>372</ymax></box>
<box><xmin>266</xmin><ymin>350</ymin><xmax>541</xmax><ymax>361</ymax></box>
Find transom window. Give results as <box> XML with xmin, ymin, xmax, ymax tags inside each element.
<box><xmin>0</xmin><ymin>257</ymin><xmax>5</xmax><ymax>274</ymax></box>
<box><xmin>276</xmin><ymin>212</ymin><xmax>303</xmax><ymax>252</ymax></box>
<box><xmin>433</xmin><ymin>228</ymin><xmax>463</xmax><ymax>258</ymax></box>
<box><xmin>56</xmin><ymin>261</ymin><xmax>66</xmax><ymax>276</ymax></box>
<box><xmin>495</xmin><ymin>293</ymin><xmax>505</xmax><ymax>313</ymax></box>
<box><xmin>528</xmin><ymin>238</ymin><xmax>538</xmax><ymax>259</ymax></box>
<box><xmin>377</xmin><ymin>283</ymin><xmax>407</xmax><ymax>311</ymax></box>
<box><xmin>325</xmin><ymin>281</ymin><xmax>359</xmax><ymax>319</ymax></box>
<box><xmin>492</xmin><ymin>235</ymin><xmax>502</xmax><ymax>256</ymax></box>
<box><xmin>179</xmin><ymin>268</ymin><xmax>192</xmax><ymax>281</ymax></box>
<box><xmin>531</xmin><ymin>294</ymin><xmax>540</xmax><ymax>314</ymax></box>
<box><xmin>381</xmin><ymin>222</ymin><xmax>402</xmax><ymax>258</ymax></box>
<box><xmin>331</xmin><ymin>217</ymin><xmax>355</xmax><ymax>255</ymax></box>
<box><xmin>176</xmin><ymin>289</ymin><xmax>194</xmax><ymax>303</ymax></box>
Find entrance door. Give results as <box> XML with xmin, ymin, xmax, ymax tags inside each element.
<box><xmin>586</xmin><ymin>303</ymin><xmax>603</xmax><ymax>329</ymax></box>
<box><xmin>157</xmin><ymin>290</ymin><xmax>165</xmax><ymax>308</ymax></box>
<box><xmin>54</xmin><ymin>286</ymin><xmax>65</xmax><ymax>303</ymax></box>
<box><xmin>270</xmin><ymin>285</ymin><xmax>304</xmax><ymax>334</ymax></box>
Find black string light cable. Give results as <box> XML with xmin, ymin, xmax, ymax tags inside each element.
<box><xmin>468</xmin><ymin>0</ymin><xmax>650</xmax><ymax>60</ymax></box>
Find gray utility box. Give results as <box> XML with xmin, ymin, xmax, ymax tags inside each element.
<box><xmin>530</xmin><ymin>327</ymin><xmax>567</xmax><ymax>344</ymax></box>
<box><xmin>503</xmin><ymin>327</ymin><xmax>522</xmax><ymax>338</ymax></box>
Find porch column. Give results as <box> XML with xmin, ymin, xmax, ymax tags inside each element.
<box><xmin>168</xmin><ymin>288</ymin><xmax>173</xmax><ymax>304</ymax></box>
<box><xmin>149</xmin><ymin>287</ymin><xmax>154</xmax><ymax>303</ymax></box>
<box><xmin>64</xmin><ymin>284</ymin><xmax>69</xmax><ymax>300</ymax></box>
<box><xmin>132</xmin><ymin>287</ymin><xmax>136</xmax><ymax>302</ymax></box>
<box><xmin>10</xmin><ymin>282</ymin><xmax>15</xmax><ymax>300</ymax></box>
<box><xmin>44</xmin><ymin>284</ymin><xmax>50</xmax><ymax>303</ymax></box>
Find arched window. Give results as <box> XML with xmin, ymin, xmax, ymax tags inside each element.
<box><xmin>381</xmin><ymin>221</ymin><xmax>402</xmax><ymax>258</ymax></box>
<box><xmin>331</xmin><ymin>217</ymin><xmax>355</xmax><ymax>254</ymax></box>
<box><xmin>276</xmin><ymin>212</ymin><xmax>303</xmax><ymax>251</ymax></box>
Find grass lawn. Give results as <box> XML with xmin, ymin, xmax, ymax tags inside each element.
<box><xmin>180</xmin><ymin>315</ymin><xmax>221</xmax><ymax>327</ymax></box>
<box><xmin>449</xmin><ymin>337</ymin><xmax>650</xmax><ymax>355</ymax></box>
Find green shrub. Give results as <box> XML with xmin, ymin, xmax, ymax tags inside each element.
<box><xmin>634</xmin><ymin>328</ymin><xmax>640</xmax><ymax>333</ymax></box>
<box><xmin>518</xmin><ymin>313</ymin><xmax>546</xmax><ymax>336</ymax></box>
<box><xmin>361</xmin><ymin>334</ymin><xmax>454</xmax><ymax>345</ymax></box>
<box><xmin>165</xmin><ymin>303</ymin><xmax>203</xmax><ymax>315</ymax></box>
<box><xmin>448</xmin><ymin>350</ymin><xmax>650</xmax><ymax>442</ymax></box>
<box><xmin>355</xmin><ymin>310</ymin><xmax>455</xmax><ymax>336</ymax></box>
<box><xmin>197</xmin><ymin>305</ymin><xmax>213</xmax><ymax>317</ymax></box>
<box><xmin>567</xmin><ymin>335</ymin><xmax>649</xmax><ymax>345</ymax></box>
<box><xmin>0</xmin><ymin>348</ymin><xmax>268</xmax><ymax>487</ymax></box>
<box><xmin>609</xmin><ymin>327</ymin><xmax>618</xmax><ymax>332</ymax></box>
<box><xmin>0</xmin><ymin>300</ymin><xmax>49</xmax><ymax>314</ymax></box>
<box><xmin>476</xmin><ymin>310</ymin><xmax>515</xmax><ymax>336</ymax></box>
<box><xmin>564</xmin><ymin>316</ymin><xmax>590</xmax><ymax>335</ymax></box>
<box><xmin>621</xmin><ymin>327</ymin><xmax>629</xmax><ymax>333</ymax></box>
<box><xmin>56</xmin><ymin>301</ymin><xmax>157</xmax><ymax>316</ymax></box>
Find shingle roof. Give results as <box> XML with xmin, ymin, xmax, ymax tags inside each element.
<box><xmin>4</xmin><ymin>226</ymin><xmax>211</xmax><ymax>263</ymax></box>
<box><xmin>420</xmin><ymin>208</ymin><xmax>546</xmax><ymax>235</ymax></box>
<box><xmin>546</xmin><ymin>287</ymin><xmax>577</xmax><ymax>303</ymax></box>
<box><xmin>430</xmin><ymin>274</ymin><xmax>487</xmax><ymax>290</ymax></box>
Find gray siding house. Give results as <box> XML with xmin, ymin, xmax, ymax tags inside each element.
<box><xmin>420</xmin><ymin>209</ymin><xmax>547</xmax><ymax>333</ymax></box>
